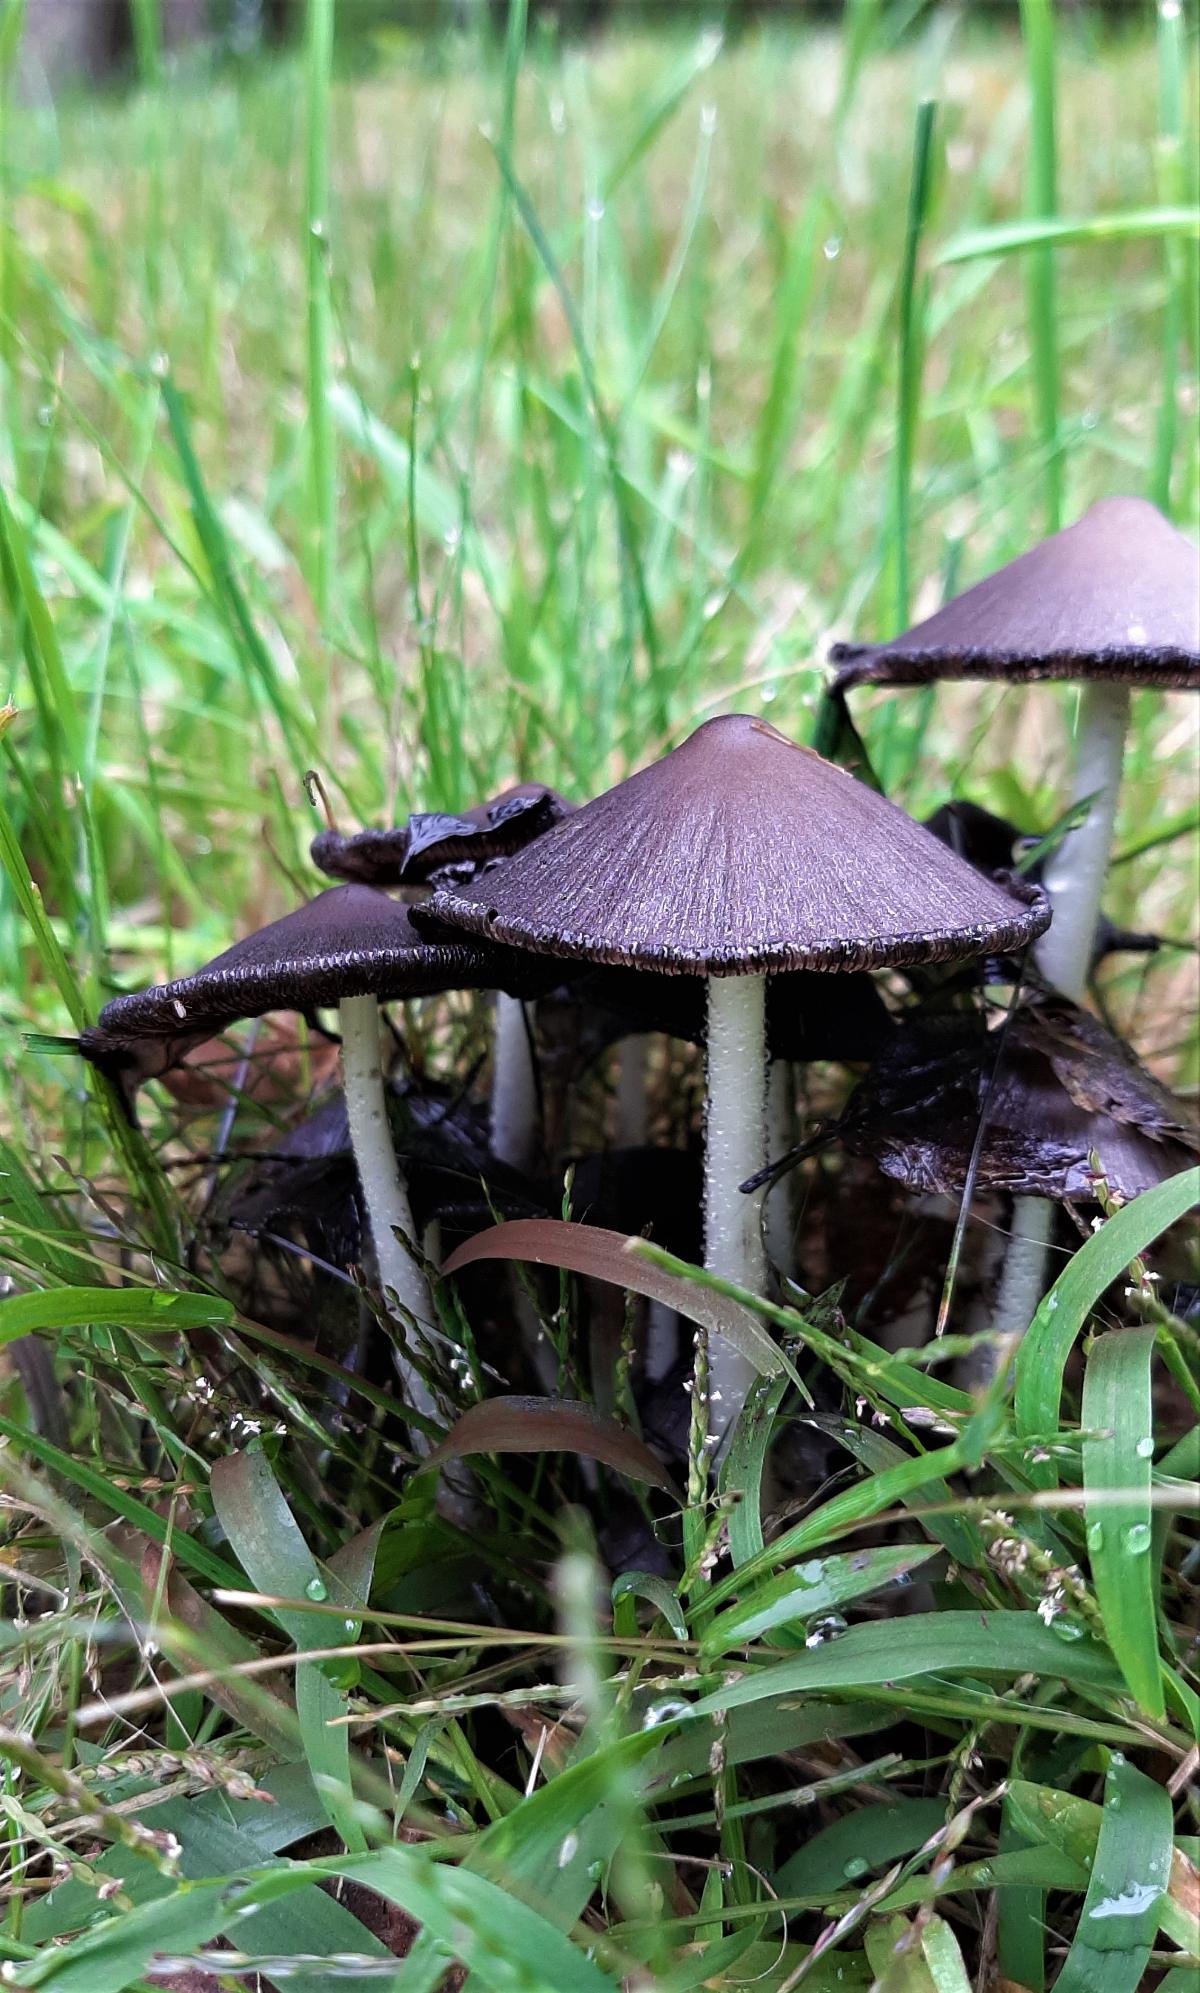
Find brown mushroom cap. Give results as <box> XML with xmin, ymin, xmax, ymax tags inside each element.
<box><xmin>831</xmin><ymin>498</ymin><xmax>1200</xmax><ymax>691</ymax></box>
<box><xmin>419</xmin><ymin>715</ymin><xmax>1049</xmax><ymax>976</ymax></box>
<box><xmin>311</xmin><ymin>784</ymin><xmax>572</xmax><ymax>889</ymax></box>
<box><xmin>80</xmin><ymin>884</ymin><xmax>552</xmax><ymax>1113</ymax></box>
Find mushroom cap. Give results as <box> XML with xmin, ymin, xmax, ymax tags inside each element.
<box><xmin>80</xmin><ymin>885</ymin><xmax>555</xmax><ymax>1117</ymax></box>
<box><xmin>846</xmin><ymin>1006</ymin><xmax>1197</xmax><ymax>1204</ymax></box>
<box><xmin>419</xmin><ymin>715</ymin><xmax>1050</xmax><ymax>976</ymax></box>
<box><xmin>311</xmin><ymin>784</ymin><xmax>572</xmax><ymax>889</ymax></box>
<box><xmin>831</xmin><ymin>498</ymin><xmax>1200</xmax><ymax>690</ymax></box>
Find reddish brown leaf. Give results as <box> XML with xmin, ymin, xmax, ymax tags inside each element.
<box><xmin>427</xmin><ymin>1394</ymin><xmax>680</xmax><ymax>1495</ymax></box>
<box><xmin>442</xmin><ymin>1218</ymin><xmax>782</xmax><ymax>1378</ymax></box>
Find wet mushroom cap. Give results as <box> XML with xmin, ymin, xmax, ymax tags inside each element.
<box><xmin>311</xmin><ymin>785</ymin><xmax>572</xmax><ymax>888</ymax></box>
<box><xmin>418</xmin><ymin>714</ymin><xmax>1049</xmax><ymax>975</ymax></box>
<box><xmin>79</xmin><ymin>884</ymin><xmax>557</xmax><ymax>1112</ymax></box>
<box><xmin>831</xmin><ymin>497</ymin><xmax>1200</xmax><ymax>691</ymax></box>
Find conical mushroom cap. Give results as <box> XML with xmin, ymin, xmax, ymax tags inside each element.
<box><xmin>420</xmin><ymin>715</ymin><xmax>1049</xmax><ymax>976</ymax></box>
<box><xmin>311</xmin><ymin>784</ymin><xmax>572</xmax><ymax>889</ymax></box>
<box><xmin>81</xmin><ymin>885</ymin><xmax>552</xmax><ymax>1115</ymax></box>
<box><xmin>832</xmin><ymin>498</ymin><xmax>1200</xmax><ymax>690</ymax></box>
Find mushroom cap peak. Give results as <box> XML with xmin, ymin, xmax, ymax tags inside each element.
<box><xmin>420</xmin><ymin>714</ymin><xmax>1049</xmax><ymax>975</ymax></box>
<box><xmin>831</xmin><ymin>496</ymin><xmax>1200</xmax><ymax>690</ymax></box>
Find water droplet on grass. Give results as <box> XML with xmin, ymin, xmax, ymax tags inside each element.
<box><xmin>1087</xmin><ymin>1522</ymin><xmax>1104</xmax><ymax>1552</ymax></box>
<box><xmin>1135</xmin><ymin>1436</ymin><xmax>1155</xmax><ymax>1459</ymax></box>
<box><xmin>843</xmin><ymin>1856</ymin><xmax>870</xmax><ymax>1880</ymax></box>
<box><xmin>804</xmin><ymin>1613</ymin><xmax>848</xmax><ymax>1648</ymax></box>
<box><xmin>1051</xmin><ymin>1616</ymin><xmax>1086</xmax><ymax>1642</ymax></box>
<box><xmin>305</xmin><ymin>1577</ymin><xmax>328</xmax><ymax>1602</ymax></box>
<box><xmin>1122</xmin><ymin>1522</ymin><xmax>1152</xmax><ymax>1555</ymax></box>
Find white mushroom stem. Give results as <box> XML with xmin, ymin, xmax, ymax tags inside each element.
<box><xmin>704</xmin><ymin>973</ymin><xmax>768</xmax><ymax>1443</ymax></box>
<box><xmin>614</xmin><ymin>1033</ymin><xmax>650</xmax><ymax>1148</ymax></box>
<box><xmin>1035</xmin><ymin>679</ymin><xmax>1131</xmax><ymax>1002</ymax></box>
<box><xmin>490</xmin><ymin>992</ymin><xmax>539</xmax><ymax>1173</ymax></box>
<box><xmin>1013</xmin><ymin>682</ymin><xmax>1130</xmax><ymax>1363</ymax></box>
<box><xmin>339</xmin><ymin>994</ymin><xmax>439</xmax><ymax>1434</ymax></box>
<box><xmin>990</xmin><ymin>1195</ymin><xmax>1056</xmax><ymax>1350</ymax></box>
<box><xmin>764</xmin><ymin>1059</ymin><xmax>796</xmax><ymax>1283</ymax></box>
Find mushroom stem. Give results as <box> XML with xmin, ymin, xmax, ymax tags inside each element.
<box><xmin>1035</xmin><ymin>679</ymin><xmax>1131</xmax><ymax>1001</ymax></box>
<box><xmin>704</xmin><ymin>973</ymin><xmax>768</xmax><ymax>1439</ymax></box>
<box><xmin>490</xmin><ymin>992</ymin><xmax>539</xmax><ymax>1173</ymax></box>
<box><xmin>338</xmin><ymin>993</ymin><xmax>439</xmax><ymax>1432</ymax></box>
<box><xmin>990</xmin><ymin>1196</ymin><xmax>1056</xmax><ymax>1352</ymax></box>
<box><xmin>764</xmin><ymin>1059</ymin><xmax>796</xmax><ymax>1283</ymax></box>
<box><xmin>614</xmin><ymin>1033</ymin><xmax>650</xmax><ymax>1148</ymax></box>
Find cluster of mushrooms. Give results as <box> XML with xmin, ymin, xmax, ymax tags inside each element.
<box><xmin>82</xmin><ymin>497</ymin><xmax>1199</xmax><ymax>1463</ymax></box>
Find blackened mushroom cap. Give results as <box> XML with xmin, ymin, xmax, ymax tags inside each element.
<box><xmin>831</xmin><ymin>498</ymin><xmax>1200</xmax><ymax>691</ymax></box>
<box><xmin>418</xmin><ymin>715</ymin><xmax>1050</xmax><ymax>976</ymax></box>
<box><xmin>80</xmin><ymin>884</ymin><xmax>554</xmax><ymax>1111</ymax></box>
<box><xmin>311</xmin><ymin>784</ymin><xmax>572</xmax><ymax>888</ymax></box>
<box><xmin>845</xmin><ymin>1006</ymin><xmax>1197</xmax><ymax>1204</ymax></box>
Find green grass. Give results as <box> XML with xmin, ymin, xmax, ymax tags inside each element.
<box><xmin>1</xmin><ymin>5</ymin><xmax>1198</xmax><ymax>1989</ymax></box>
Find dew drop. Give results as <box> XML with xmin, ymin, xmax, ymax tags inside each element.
<box><xmin>1122</xmin><ymin>1522</ymin><xmax>1152</xmax><ymax>1555</ymax></box>
<box><xmin>804</xmin><ymin>1613</ymin><xmax>848</xmax><ymax>1648</ymax></box>
<box><xmin>1086</xmin><ymin>1521</ymin><xmax>1104</xmax><ymax>1552</ymax></box>
<box><xmin>843</xmin><ymin>1856</ymin><xmax>870</xmax><ymax>1881</ymax></box>
<box><xmin>823</xmin><ymin>235</ymin><xmax>842</xmax><ymax>260</ymax></box>
<box><xmin>304</xmin><ymin>1577</ymin><xmax>328</xmax><ymax>1602</ymax></box>
<box><xmin>1051</xmin><ymin>1616</ymin><xmax>1086</xmax><ymax>1643</ymax></box>
<box><xmin>1135</xmin><ymin>1436</ymin><xmax>1155</xmax><ymax>1460</ymax></box>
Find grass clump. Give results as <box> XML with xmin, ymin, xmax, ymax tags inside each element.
<box><xmin>1</xmin><ymin>6</ymin><xmax>1197</xmax><ymax>1990</ymax></box>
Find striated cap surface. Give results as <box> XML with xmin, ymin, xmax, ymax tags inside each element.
<box><xmin>832</xmin><ymin>498</ymin><xmax>1200</xmax><ymax>690</ymax></box>
<box><xmin>421</xmin><ymin>715</ymin><xmax>1049</xmax><ymax>976</ymax></box>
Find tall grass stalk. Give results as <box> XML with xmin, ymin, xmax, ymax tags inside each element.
<box><xmin>305</xmin><ymin>0</ymin><xmax>337</xmax><ymax>631</ymax></box>
<box><xmin>1019</xmin><ymin>0</ymin><xmax>1062</xmax><ymax>531</ymax></box>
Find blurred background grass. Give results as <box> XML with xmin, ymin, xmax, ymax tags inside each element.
<box><xmin>3</xmin><ymin>0</ymin><xmax>1197</xmax><ymax>1157</ymax></box>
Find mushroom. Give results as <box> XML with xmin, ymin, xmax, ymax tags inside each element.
<box><xmin>832</xmin><ymin>497</ymin><xmax>1198</xmax><ymax>1343</ymax></box>
<box><xmin>845</xmin><ymin>1005</ymin><xmax>1197</xmax><ymax>1208</ymax></box>
<box><xmin>417</xmin><ymin>714</ymin><xmax>1049</xmax><ymax>1434</ymax></box>
<box><xmin>311</xmin><ymin>784</ymin><xmax>574</xmax><ymax>1178</ymax></box>
<box><xmin>843</xmin><ymin>1002</ymin><xmax>1196</xmax><ymax>1368</ymax></box>
<box><xmin>82</xmin><ymin>883</ymin><xmax>547</xmax><ymax>1432</ymax></box>
<box><xmin>831</xmin><ymin>496</ymin><xmax>1198</xmax><ymax>1000</ymax></box>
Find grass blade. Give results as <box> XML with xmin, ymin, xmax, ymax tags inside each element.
<box><xmin>1015</xmin><ymin>1167</ymin><xmax>1199</xmax><ymax>1485</ymax></box>
<box><xmin>1081</xmin><ymin>1325</ymin><xmax>1162</xmax><ymax>1717</ymax></box>
<box><xmin>1052</xmin><ymin>1754</ymin><xmax>1173</xmax><ymax>1993</ymax></box>
<box><xmin>1019</xmin><ymin>0</ymin><xmax>1061</xmax><ymax>531</ymax></box>
<box><xmin>209</xmin><ymin>1445</ymin><xmax>367</xmax><ymax>1852</ymax></box>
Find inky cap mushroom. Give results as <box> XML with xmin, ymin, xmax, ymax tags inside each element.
<box><xmin>831</xmin><ymin>497</ymin><xmax>1200</xmax><ymax>691</ymax></box>
<box><xmin>422</xmin><ymin>714</ymin><xmax>1048</xmax><ymax>1441</ymax></box>
<box><xmin>419</xmin><ymin>716</ymin><xmax>1048</xmax><ymax>974</ymax></box>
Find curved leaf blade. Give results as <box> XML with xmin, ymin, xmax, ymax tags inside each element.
<box><xmin>426</xmin><ymin>1393</ymin><xmax>680</xmax><ymax>1495</ymax></box>
<box><xmin>443</xmin><ymin>1218</ymin><xmax>783</xmax><ymax>1377</ymax></box>
<box><xmin>1015</xmin><ymin>1167</ymin><xmax>1198</xmax><ymax>1486</ymax></box>
<box><xmin>1082</xmin><ymin>1327</ymin><xmax>1163</xmax><ymax>1717</ymax></box>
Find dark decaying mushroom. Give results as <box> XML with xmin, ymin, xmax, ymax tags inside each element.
<box><xmin>420</xmin><ymin>714</ymin><xmax>1049</xmax><ymax>1433</ymax></box>
<box><xmin>845</xmin><ymin>1004</ymin><xmax>1196</xmax><ymax>1205</ymax></box>
<box><xmin>923</xmin><ymin>799</ymin><xmax>1161</xmax><ymax>966</ymax></box>
<box><xmin>82</xmin><ymin>885</ymin><xmax>551</xmax><ymax>1432</ymax></box>
<box><xmin>310</xmin><ymin>784</ymin><xmax>572</xmax><ymax>888</ymax></box>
